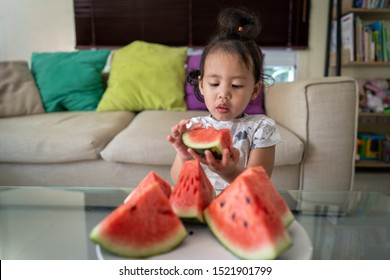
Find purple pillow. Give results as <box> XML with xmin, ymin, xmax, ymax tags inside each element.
<box><xmin>185</xmin><ymin>54</ymin><xmax>266</xmax><ymax>115</ymax></box>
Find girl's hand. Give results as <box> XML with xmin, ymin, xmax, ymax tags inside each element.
<box><xmin>167</xmin><ymin>119</ymin><xmax>202</xmax><ymax>161</ymax></box>
<box><xmin>189</xmin><ymin>145</ymin><xmax>241</xmax><ymax>181</ymax></box>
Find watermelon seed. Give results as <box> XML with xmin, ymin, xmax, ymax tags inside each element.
<box><xmin>220</xmin><ymin>201</ymin><xmax>225</xmax><ymax>207</ymax></box>
<box><xmin>158</xmin><ymin>209</ymin><xmax>172</xmax><ymax>215</ymax></box>
<box><xmin>243</xmin><ymin>221</ymin><xmax>248</xmax><ymax>228</ymax></box>
<box><xmin>130</xmin><ymin>205</ymin><xmax>137</xmax><ymax>212</ymax></box>
<box><xmin>246</xmin><ymin>197</ymin><xmax>251</xmax><ymax>204</ymax></box>
<box><xmin>231</xmin><ymin>212</ymin><xmax>236</xmax><ymax>220</ymax></box>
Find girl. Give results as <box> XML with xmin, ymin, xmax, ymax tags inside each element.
<box><xmin>167</xmin><ymin>7</ymin><xmax>281</xmax><ymax>191</ymax></box>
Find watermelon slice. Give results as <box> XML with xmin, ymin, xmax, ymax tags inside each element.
<box><xmin>124</xmin><ymin>171</ymin><xmax>173</xmax><ymax>203</ymax></box>
<box><xmin>248</xmin><ymin>167</ymin><xmax>295</xmax><ymax>227</ymax></box>
<box><xmin>203</xmin><ymin>167</ymin><xmax>293</xmax><ymax>260</ymax></box>
<box><xmin>90</xmin><ymin>182</ymin><xmax>187</xmax><ymax>258</ymax></box>
<box><xmin>182</xmin><ymin>127</ymin><xmax>232</xmax><ymax>159</ymax></box>
<box><xmin>170</xmin><ymin>160</ymin><xmax>215</xmax><ymax>223</ymax></box>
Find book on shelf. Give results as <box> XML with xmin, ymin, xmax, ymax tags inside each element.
<box><xmin>341</xmin><ymin>12</ymin><xmax>356</xmax><ymax>62</ymax></box>
<box><xmin>363</xmin><ymin>25</ymin><xmax>375</xmax><ymax>61</ymax></box>
<box><xmin>368</xmin><ymin>21</ymin><xmax>384</xmax><ymax>61</ymax></box>
<box><xmin>330</xmin><ymin>17</ymin><xmax>353</xmax><ymax>65</ymax></box>
<box><xmin>333</xmin><ymin>14</ymin><xmax>390</xmax><ymax>63</ymax></box>
<box><xmin>356</xmin><ymin>16</ymin><xmax>364</xmax><ymax>61</ymax></box>
<box><xmin>382</xmin><ymin>23</ymin><xmax>389</xmax><ymax>61</ymax></box>
<box><xmin>352</xmin><ymin>0</ymin><xmax>390</xmax><ymax>8</ymax></box>
<box><xmin>331</xmin><ymin>1</ymin><xmax>390</xmax><ymax>65</ymax></box>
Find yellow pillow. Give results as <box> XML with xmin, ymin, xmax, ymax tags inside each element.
<box><xmin>97</xmin><ymin>41</ymin><xmax>187</xmax><ymax>112</ymax></box>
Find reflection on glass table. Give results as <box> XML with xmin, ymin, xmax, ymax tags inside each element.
<box><xmin>0</xmin><ymin>186</ymin><xmax>389</xmax><ymax>260</ymax></box>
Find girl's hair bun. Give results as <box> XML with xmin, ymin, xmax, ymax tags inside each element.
<box><xmin>217</xmin><ymin>7</ymin><xmax>261</xmax><ymax>41</ymax></box>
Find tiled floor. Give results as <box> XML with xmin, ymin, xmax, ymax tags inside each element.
<box><xmin>354</xmin><ymin>168</ymin><xmax>390</xmax><ymax>191</ymax></box>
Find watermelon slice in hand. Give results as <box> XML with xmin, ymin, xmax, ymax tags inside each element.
<box><xmin>170</xmin><ymin>160</ymin><xmax>215</xmax><ymax>223</ymax></box>
<box><xmin>90</xmin><ymin>182</ymin><xmax>187</xmax><ymax>258</ymax></box>
<box><xmin>182</xmin><ymin>127</ymin><xmax>232</xmax><ymax>160</ymax></box>
<box><xmin>204</xmin><ymin>166</ymin><xmax>293</xmax><ymax>260</ymax></box>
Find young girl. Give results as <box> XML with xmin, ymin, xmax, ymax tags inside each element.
<box><xmin>167</xmin><ymin>7</ymin><xmax>281</xmax><ymax>191</ymax></box>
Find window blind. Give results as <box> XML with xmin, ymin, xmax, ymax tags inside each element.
<box><xmin>74</xmin><ymin>0</ymin><xmax>310</xmax><ymax>49</ymax></box>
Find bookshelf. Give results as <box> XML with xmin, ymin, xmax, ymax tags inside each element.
<box><xmin>341</xmin><ymin>61</ymin><xmax>390</xmax><ymax>66</ymax></box>
<box><xmin>326</xmin><ymin>0</ymin><xmax>390</xmax><ymax>168</ymax></box>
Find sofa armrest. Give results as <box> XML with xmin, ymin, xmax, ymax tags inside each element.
<box><xmin>265</xmin><ymin>77</ymin><xmax>359</xmax><ymax>191</ymax></box>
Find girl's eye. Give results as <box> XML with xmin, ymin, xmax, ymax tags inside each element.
<box><xmin>209</xmin><ymin>83</ymin><xmax>219</xmax><ymax>87</ymax></box>
<box><xmin>232</xmin><ymin>84</ymin><xmax>243</xmax><ymax>88</ymax></box>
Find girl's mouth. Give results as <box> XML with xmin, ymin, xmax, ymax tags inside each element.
<box><xmin>216</xmin><ymin>104</ymin><xmax>229</xmax><ymax>114</ymax></box>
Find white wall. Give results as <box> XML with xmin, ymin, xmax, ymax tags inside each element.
<box><xmin>297</xmin><ymin>0</ymin><xmax>329</xmax><ymax>79</ymax></box>
<box><xmin>0</xmin><ymin>0</ymin><xmax>328</xmax><ymax>79</ymax></box>
<box><xmin>0</xmin><ymin>0</ymin><xmax>76</xmax><ymax>62</ymax></box>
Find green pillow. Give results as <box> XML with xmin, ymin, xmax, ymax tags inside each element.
<box><xmin>31</xmin><ymin>50</ymin><xmax>110</xmax><ymax>112</ymax></box>
<box><xmin>97</xmin><ymin>41</ymin><xmax>187</xmax><ymax>112</ymax></box>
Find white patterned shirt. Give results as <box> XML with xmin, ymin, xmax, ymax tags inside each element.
<box><xmin>187</xmin><ymin>114</ymin><xmax>281</xmax><ymax>191</ymax></box>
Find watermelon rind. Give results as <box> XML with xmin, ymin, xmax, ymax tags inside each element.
<box><xmin>203</xmin><ymin>166</ymin><xmax>294</xmax><ymax>260</ymax></box>
<box><xmin>204</xmin><ymin>210</ymin><xmax>292</xmax><ymax>260</ymax></box>
<box><xmin>90</xmin><ymin>182</ymin><xmax>187</xmax><ymax>258</ymax></box>
<box><xmin>281</xmin><ymin>211</ymin><xmax>295</xmax><ymax>228</ymax></box>
<box><xmin>170</xmin><ymin>205</ymin><xmax>204</xmax><ymax>222</ymax></box>
<box><xmin>90</xmin><ymin>223</ymin><xmax>187</xmax><ymax>258</ymax></box>
<box><xmin>183</xmin><ymin>136</ymin><xmax>224</xmax><ymax>159</ymax></box>
<box><xmin>170</xmin><ymin>160</ymin><xmax>215</xmax><ymax>223</ymax></box>
<box><xmin>182</xmin><ymin>128</ymin><xmax>232</xmax><ymax>160</ymax></box>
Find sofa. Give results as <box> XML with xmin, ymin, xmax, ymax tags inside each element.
<box><xmin>0</xmin><ymin>43</ymin><xmax>359</xmax><ymax>191</ymax></box>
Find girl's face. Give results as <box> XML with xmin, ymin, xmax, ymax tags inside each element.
<box><xmin>199</xmin><ymin>51</ymin><xmax>261</xmax><ymax>121</ymax></box>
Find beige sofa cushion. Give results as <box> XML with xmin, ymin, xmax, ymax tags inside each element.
<box><xmin>275</xmin><ymin>124</ymin><xmax>304</xmax><ymax>165</ymax></box>
<box><xmin>101</xmin><ymin>110</ymin><xmax>304</xmax><ymax>166</ymax></box>
<box><xmin>0</xmin><ymin>111</ymin><xmax>134</xmax><ymax>163</ymax></box>
<box><xmin>101</xmin><ymin>110</ymin><xmax>209</xmax><ymax>165</ymax></box>
<box><xmin>0</xmin><ymin>61</ymin><xmax>44</xmax><ymax>117</ymax></box>
<box><xmin>266</xmin><ymin>77</ymin><xmax>358</xmax><ymax>190</ymax></box>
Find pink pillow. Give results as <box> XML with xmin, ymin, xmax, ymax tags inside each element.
<box><xmin>185</xmin><ymin>54</ymin><xmax>266</xmax><ymax>115</ymax></box>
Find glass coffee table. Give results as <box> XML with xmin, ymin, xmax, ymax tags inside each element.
<box><xmin>0</xmin><ymin>186</ymin><xmax>389</xmax><ymax>260</ymax></box>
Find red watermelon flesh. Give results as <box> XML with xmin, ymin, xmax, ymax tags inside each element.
<box><xmin>170</xmin><ymin>160</ymin><xmax>215</xmax><ymax>223</ymax></box>
<box><xmin>90</xmin><ymin>182</ymin><xmax>187</xmax><ymax>258</ymax></box>
<box><xmin>182</xmin><ymin>127</ymin><xmax>232</xmax><ymax>160</ymax></box>
<box><xmin>243</xmin><ymin>167</ymin><xmax>295</xmax><ymax>227</ymax></box>
<box><xmin>203</xmin><ymin>167</ymin><xmax>293</xmax><ymax>259</ymax></box>
<box><xmin>124</xmin><ymin>171</ymin><xmax>173</xmax><ymax>203</ymax></box>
